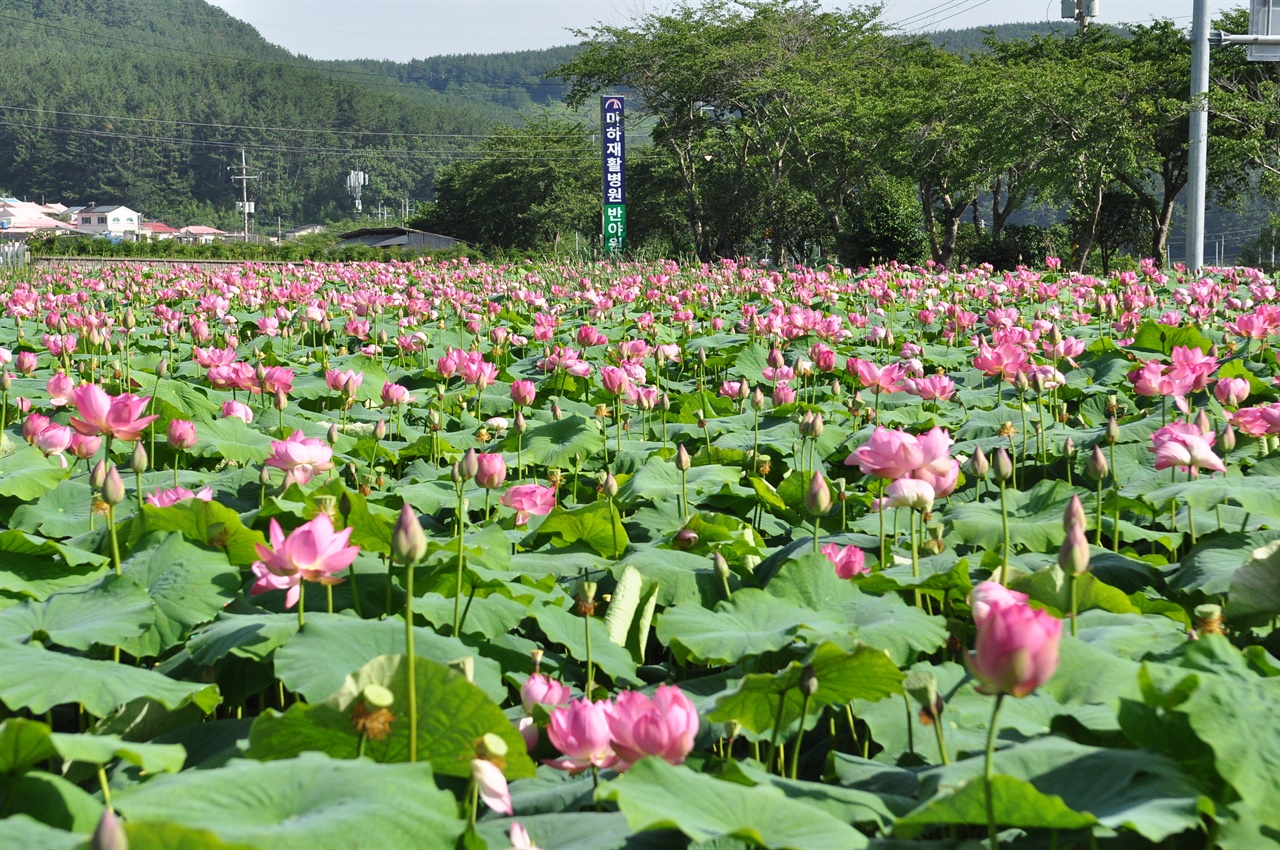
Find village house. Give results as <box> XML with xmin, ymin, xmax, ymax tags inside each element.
<box><xmin>70</xmin><ymin>203</ymin><xmax>143</xmax><ymax>239</ymax></box>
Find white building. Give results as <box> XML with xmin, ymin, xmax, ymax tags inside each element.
<box><xmin>72</xmin><ymin>204</ymin><xmax>142</xmax><ymax>239</ymax></box>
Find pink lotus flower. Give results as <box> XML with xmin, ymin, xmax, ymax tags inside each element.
<box><xmin>46</xmin><ymin>371</ymin><xmax>74</xmax><ymax>407</ymax></box>
<box><xmin>911</xmin><ymin>426</ymin><xmax>960</xmax><ymax>498</ymax></box>
<box><xmin>70</xmin><ymin>432</ymin><xmax>101</xmax><ymax>460</ymax></box>
<box><xmin>260</xmin><ymin>367</ymin><xmax>294</xmax><ymax>396</ymax></box>
<box><xmin>250</xmin><ymin>514</ymin><xmax>358</xmax><ymax>608</ymax></box>
<box><xmin>967</xmin><ymin>581</ymin><xmax>1029</xmax><ymax>626</ymax></box>
<box><xmin>471</xmin><ymin>758</ymin><xmax>513</xmax><ymax>816</ymax></box>
<box><xmin>221</xmin><ymin>400</ymin><xmax>254</xmax><ymax>423</ymax></box>
<box><xmin>968</xmin><ymin>597</ymin><xmax>1061</xmax><ymax>697</ymax></box>
<box><xmin>1214</xmin><ymin>377</ymin><xmax>1249</xmax><ymax>408</ymax></box>
<box><xmin>521</xmin><ymin>673</ymin><xmax>572</xmax><ymax>715</ymax></box>
<box><xmin>822</xmin><ymin>543</ymin><xmax>869</xmax><ymax>578</ymax></box>
<box><xmin>264</xmin><ymin>431</ymin><xmax>334</xmax><ymax>486</ymax></box>
<box><xmin>508</xmin><ymin>822</ymin><xmax>540</xmax><ymax>850</ymax></box>
<box><xmin>68</xmin><ymin>385</ymin><xmax>158</xmax><ymax>442</ymax></box>
<box><xmin>32</xmin><ymin>422</ymin><xmax>73</xmax><ymax>464</ymax></box>
<box><xmin>207</xmin><ymin>362</ymin><xmax>258</xmax><ymax>393</ymax></box>
<box><xmin>903</xmin><ymin>374</ymin><xmax>955</xmax><ymax>402</ymax></box>
<box><xmin>846</xmin><ymin>358</ymin><xmax>906</xmax><ymax>393</ymax></box>
<box><xmin>325</xmin><ymin>369</ymin><xmax>363</xmax><ymax>395</ymax></box>
<box><xmin>545</xmin><ymin>697</ymin><xmax>616</xmax><ymax>772</ymax></box>
<box><xmin>1151</xmin><ymin>423</ymin><xmax>1224</xmax><ymax>475</ymax></box>
<box><xmin>606</xmin><ymin>685</ymin><xmax>699</xmax><ymax>770</ymax></box>
<box><xmin>501</xmin><ymin>483</ymin><xmax>557</xmax><ymax>525</ymax></box>
<box><xmin>885</xmin><ymin>477</ymin><xmax>935</xmax><ymax>512</ymax></box>
<box><xmin>167</xmin><ymin>420</ymin><xmax>197</xmax><ymax>450</ymax></box>
<box><xmin>600</xmin><ymin>365</ymin><xmax>632</xmax><ymax>397</ymax></box>
<box><xmin>146</xmin><ymin>486</ymin><xmax>214</xmax><ymax>508</ymax></box>
<box><xmin>846</xmin><ymin>427</ymin><xmax>923</xmax><ymax>480</ymax></box>
<box><xmin>510</xmin><ymin>379</ymin><xmax>537</xmax><ymax>407</ymax></box>
<box><xmin>475</xmin><ymin>453</ymin><xmax>507</xmax><ymax>489</ymax></box>
<box><xmin>15</xmin><ymin>351</ymin><xmax>37</xmax><ymax>375</ymax></box>
<box><xmin>771</xmin><ymin>382</ymin><xmax>796</xmax><ymax>406</ymax></box>
<box><xmin>380</xmin><ymin>381</ymin><xmax>415</xmax><ymax>408</ymax></box>
<box><xmin>462</xmin><ymin>358</ymin><xmax>499</xmax><ymax>390</ymax></box>
<box><xmin>22</xmin><ymin>413</ymin><xmax>50</xmax><ymax>445</ymax></box>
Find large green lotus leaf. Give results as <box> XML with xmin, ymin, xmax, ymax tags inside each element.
<box><xmin>907</xmin><ymin>737</ymin><xmax>1204</xmax><ymax>841</ymax></box>
<box><xmin>0</xmin><ymin>641</ymin><xmax>220</xmax><ymax>717</ymax></box>
<box><xmin>476</xmin><ymin>812</ymin><xmax>678</xmax><ymax>850</ymax></box>
<box><xmin>733</xmin><ymin>342</ymin><xmax>770</xmax><ymax>384</ymax></box>
<box><xmin>414</xmin><ymin>591</ymin><xmax>528</xmax><ymax>640</ymax></box>
<box><xmin>611</xmin><ymin>545</ymin><xmax>722</xmax><ymax>609</ymax></box>
<box><xmin>854</xmin><ymin>554</ymin><xmax>972</xmax><ymax>595</ymax></box>
<box><xmin>852</xmin><ymin>660</ymin><xmax>1116</xmax><ymax>767</ymax></box>
<box><xmin>1129</xmin><ymin>319</ymin><xmax>1214</xmax><ymax>356</ymax></box>
<box><xmin>615</xmin><ymin>455</ymin><xmax>742</xmax><ymax>509</ymax></box>
<box><xmin>1226</xmin><ymin>538</ymin><xmax>1280</xmax><ymax>619</ymax></box>
<box><xmin>127</xmin><ymin>499</ymin><xmax>266</xmax><ymax>567</ymax></box>
<box><xmin>7</xmin><ymin>479</ymin><xmax>94</xmax><ymax>539</ymax></box>
<box><xmin>122</xmin><ymin>821</ymin><xmax>260</xmax><ymax>850</ymax></box>
<box><xmin>186</xmin><ymin>612</ymin><xmax>300</xmax><ymax>664</ymax></box>
<box><xmin>0</xmin><ymin>717</ymin><xmax>188</xmax><ymax>775</ymax></box>
<box><xmin>0</xmin><ymin>814</ymin><xmax>85</xmax><ymax>850</ymax></box>
<box><xmin>944</xmin><ymin>478</ymin><xmax>1078</xmax><ymax>552</ymax></box>
<box><xmin>1171</xmin><ymin>529</ymin><xmax>1280</xmax><ymax>595</ymax></box>
<box><xmin>719</xmin><ymin>761</ymin><xmax>900</xmax><ymax>831</ymax></box>
<box><xmin>520</xmin><ymin>414</ymin><xmax>605</xmax><ymax>469</ymax></box>
<box><xmin>528</xmin><ymin>601</ymin><xmax>639</xmax><ymax>684</ymax></box>
<box><xmin>709</xmin><ymin>642</ymin><xmax>902</xmax><ymax>737</ymax></box>
<box><xmin>151</xmin><ymin>377</ymin><xmax>221</xmax><ymax>420</ymax></box>
<box><xmin>597</xmin><ymin>757</ymin><xmax>868</xmax><ymax>850</ymax></box>
<box><xmin>190</xmin><ymin>416</ymin><xmax>274</xmax><ymax>465</ymax></box>
<box><xmin>0</xmin><ymin>574</ymin><xmax>154</xmax><ymax>651</ymax></box>
<box><xmin>533</xmin><ymin>499</ymin><xmax>630</xmax><ymax>559</ymax></box>
<box><xmin>0</xmin><ymin>445</ymin><xmax>69</xmax><ymax>500</ymax></box>
<box><xmin>1072</xmin><ymin>610</ymin><xmax>1188</xmax><ymax>659</ymax></box>
<box><xmin>655</xmin><ymin>589</ymin><xmax>828</xmax><ymax>666</ymax></box>
<box><xmin>247</xmin><ymin>653</ymin><xmax>534</xmax><ymax>779</ymax></box>
<box><xmin>0</xmin><ymin>530</ymin><xmax>110</xmax><ymax>600</ymax></box>
<box><xmin>1143</xmin><ymin>475</ymin><xmax>1280</xmax><ymax>519</ymax></box>
<box><xmin>114</xmin><ymin>752</ymin><xmax>464</xmax><ymax>850</ymax></box>
<box><xmin>272</xmin><ymin>614</ymin><xmax>506</xmax><ymax>703</ymax></box>
<box><xmin>1139</xmin><ymin>636</ymin><xmax>1280</xmax><ymax>823</ymax></box>
<box><xmin>0</xmin><ymin>771</ymin><xmax>102</xmax><ymax>833</ymax></box>
<box><xmin>117</xmin><ymin>532</ymin><xmax>241</xmax><ymax>657</ymax></box>
<box><xmin>764</xmin><ymin>555</ymin><xmax>949</xmax><ymax>665</ymax></box>
<box><xmin>893</xmin><ymin>774</ymin><xmax>1097</xmax><ymax>837</ymax></box>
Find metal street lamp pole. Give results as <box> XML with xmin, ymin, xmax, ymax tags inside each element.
<box><xmin>1186</xmin><ymin>0</ymin><xmax>1211</xmax><ymax>271</ymax></box>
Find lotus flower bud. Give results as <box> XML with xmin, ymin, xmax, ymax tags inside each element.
<box><xmin>1014</xmin><ymin>370</ymin><xmax>1030</xmax><ymax>393</ymax></box>
<box><xmin>459</xmin><ymin>448</ymin><xmax>479</xmax><ymax>480</ymax></box>
<box><xmin>1064</xmin><ymin>493</ymin><xmax>1086</xmax><ymax>532</ymax></box>
<box><xmin>1063</xmin><ymin>437</ymin><xmax>1076</xmax><ymax>459</ymax></box>
<box><xmin>91</xmin><ymin>807</ymin><xmax>128</xmax><ymax>850</ymax></box>
<box><xmin>102</xmin><ymin>465</ymin><xmax>126</xmax><ymax>506</ymax></box>
<box><xmin>1058</xmin><ymin>519</ymin><xmax>1091</xmax><ymax>576</ymax></box>
<box><xmin>601</xmin><ymin>471</ymin><xmax>618</xmax><ymax>498</ymax></box>
<box><xmin>660</xmin><ymin>393</ymin><xmax>671</xmax><ymax>412</ymax></box>
<box><xmin>260</xmin><ymin>466</ymin><xmax>272</xmax><ymax>485</ymax></box>
<box><xmin>673</xmin><ymin>528</ymin><xmax>698</xmax><ymax>550</ymax></box>
<box><xmin>1087</xmin><ymin>445</ymin><xmax>1108</xmax><ymax>481</ymax></box>
<box><xmin>551</xmin><ymin>402</ymin><xmax>562</xmax><ymax>421</ymax></box>
<box><xmin>392</xmin><ymin>503</ymin><xmax>428</xmax><ymax>565</ymax></box>
<box><xmin>130</xmin><ymin>442</ymin><xmax>148</xmax><ymax>474</ymax></box>
<box><xmin>451</xmin><ymin>462</ymin><xmax>463</xmax><ymax>484</ymax></box>
<box><xmin>991</xmin><ymin>447</ymin><xmax>1014</xmax><ymax>483</ymax></box>
<box><xmin>327</xmin><ymin>424</ymin><xmax>339</xmax><ymax>445</ymax></box>
<box><xmin>0</xmin><ymin>371</ymin><xmax>9</xmax><ymax>392</ymax></box>
<box><xmin>697</xmin><ymin>348</ymin><xmax>707</xmax><ymax>365</ymax></box>
<box><xmin>273</xmin><ymin>389</ymin><xmax>288</xmax><ymax>411</ymax></box>
<box><xmin>968</xmin><ymin>445</ymin><xmax>989</xmax><ymax>477</ymax></box>
<box><xmin>156</xmin><ymin>357</ymin><xmax>169</xmax><ymax>378</ymax></box>
<box><xmin>374</xmin><ymin>419</ymin><xmax>387</xmax><ymax>440</ymax></box>
<box><xmin>1104</xmin><ymin>417</ymin><xmax>1119</xmax><ymax>445</ymax></box>
<box><xmin>904</xmin><ymin>670</ymin><xmax>942</xmax><ymax>723</ymax></box>
<box><xmin>767</xmin><ymin>348</ymin><xmax>785</xmax><ymax>369</ymax></box>
<box><xmin>810</xmin><ymin>412</ymin><xmax>824</xmax><ymax>439</ymax></box>
<box><xmin>799</xmin><ymin>664</ymin><xmax>819</xmax><ymax>697</ymax></box>
<box><xmin>514</xmin><ymin>409</ymin><xmax>527</xmax><ymax>434</ymax></box>
<box><xmin>806</xmin><ymin>468</ymin><xmax>832</xmax><ymax>516</ymax></box>
<box><xmin>675</xmin><ymin>443</ymin><xmax>691</xmax><ymax>471</ymax></box>
<box><xmin>1220</xmin><ymin>423</ymin><xmax>1236</xmax><ymax>453</ymax></box>
<box><xmin>1194</xmin><ymin>409</ymin><xmax>1211</xmax><ymax>436</ymax></box>
<box><xmin>90</xmin><ymin>458</ymin><xmax>108</xmax><ymax>489</ymax></box>
<box><xmin>713</xmin><ymin>550</ymin><xmax>731</xmax><ymax>584</ymax></box>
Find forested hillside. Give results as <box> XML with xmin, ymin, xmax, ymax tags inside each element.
<box><xmin>0</xmin><ymin>0</ymin><xmax>524</xmax><ymax>226</ymax></box>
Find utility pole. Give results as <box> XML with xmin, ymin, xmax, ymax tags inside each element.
<box><xmin>229</xmin><ymin>149</ymin><xmax>259</xmax><ymax>243</ymax></box>
<box><xmin>1060</xmin><ymin>0</ymin><xmax>1098</xmax><ymax>28</ymax></box>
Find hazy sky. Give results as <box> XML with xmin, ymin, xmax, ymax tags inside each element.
<box><xmin>205</xmin><ymin>1</ymin><xmax>1243</xmax><ymax>61</ymax></box>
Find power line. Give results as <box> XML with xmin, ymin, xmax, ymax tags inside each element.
<box><xmin>0</xmin><ymin>104</ymin><xmax>591</xmax><ymax>140</ymax></box>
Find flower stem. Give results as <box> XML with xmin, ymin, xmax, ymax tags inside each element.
<box><xmin>453</xmin><ymin>486</ymin><xmax>466</xmax><ymax>635</ymax></box>
<box><xmin>998</xmin><ymin>481</ymin><xmax>1010</xmax><ymax>585</ymax></box>
<box><xmin>911</xmin><ymin>509</ymin><xmax>922</xmax><ymax>608</ymax></box>
<box><xmin>297</xmin><ymin>581</ymin><xmax>306</xmax><ymax>629</ymax></box>
<box><xmin>985</xmin><ymin>693</ymin><xmax>1006</xmax><ymax>850</ymax></box>
<box><xmin>1069</xmin><ymin>572</ymin><xmax>1079</xmax><ymax>637</ymax></box>
<box><xmin>405</xmin><ymin>554</ymin><xmax>417</xmax><ymax>763</ymax></box>
<box><xmin>584</xmin><ymin>601</ymin><xmax>595</xmax><ymax>698</ymax></box>
<box><xmin>789</xmin><ymin>690</ymin><xmax>811</xmax><ymax>780</ymax></box>
<box><xmin>107</xmin><ymin>504</ymin><xmax>122</xmax><ymax>577</ymax></box>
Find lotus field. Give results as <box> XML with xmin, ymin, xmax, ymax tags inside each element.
<box><xmin>2</xmin><ymin>256</ymin><xmax>1280</xmax><ymax>850</ymax></box>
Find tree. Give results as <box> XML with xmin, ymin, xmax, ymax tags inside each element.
<box><xmin>424</xmin><ymin>116</ymin><xmax>597</xmax><ymax>250</ymax></box>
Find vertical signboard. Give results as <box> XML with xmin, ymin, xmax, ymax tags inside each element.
<box><xmin>1249</xmin><ymin>0</ymin><xmax>1280</xmax><ymax>61</ymax></box>
<box><xmin>601</xmin><ymin>96</ymin><xmax>626</xmax><ymax>253</ymax></box>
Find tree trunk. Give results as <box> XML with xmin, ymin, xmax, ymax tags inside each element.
<box><xmin>919</xmin><ymin>181</ymin><xmax>940</xmax><ymax>264</ymax></box>
<box><xmin>1075</xmin><ymin>174</ymin><xmax>1105</xmax><ymax>273</ymax></box>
